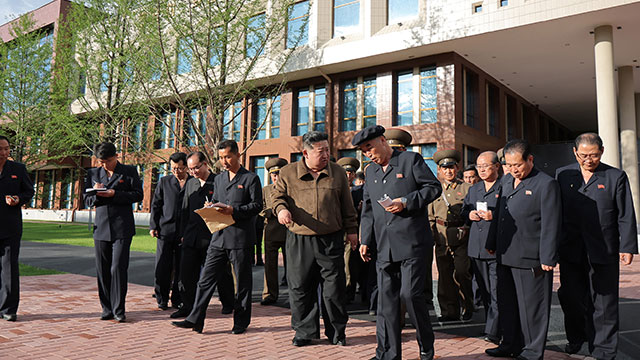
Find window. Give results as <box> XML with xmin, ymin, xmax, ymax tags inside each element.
<box><xmin>506</xmin><ymin>95</ymin><xmax>517</xmax><ymax>140</ymax></box>
<box><xmin>363</xmin><ymin>77</ymin><xmax>377</xmax><ymax>128</ymax></box>
<box><xmin>287</xmin><ymin>1</ymin><xmax>309</xmax><ymax>48</ymax></box>
<box><xmin>464</xmin><ymin>68</ymin><xmax>479</xmax><ymax>128</ymax></box>
<box><xmin>129</xmin><ymin>120</ymin><xmax>147</xmax><ymax>151</ymax></box>
<box><xmin>186</xmin><ymin>108</ymin><xmax>207</xmax><ymax>146</ymax></box>
<box><xmin>296</xmin><ymin>89</ymin><xmax>310</xmax><ymax>135</ymax></box>
<box><xmin>313</xmin><ymin>86</ymin><xmax>326</xmax><ymax>132</ymax></box>
<box><xmin>252</xmin><ymin>96</ymin><xmax>280</xmax><ymax>140</ymax></box>
<box><xmin>395</xmin><ymin>71</ymin><xmax>413</xmax><ymax>126</ymax></box>
<box><xmin>334</xmin><ymin>0</ymin><xmax>360</xmax><ymax>37</ymax></box>
<box><xmin>246</xmin><ymin>13</ymin><xmax>266</xmax><ymax>58</ymax></box>
<box><xmin>499</xmin><ymin>0</ymin><xmax>508</xmax><ymax>7</ymax></box>
<box><xmin>155</xmin><ymin>111</ymin><xmax>176</xmax><ymax>149</ymax></box>
<box><xmin>419</xmin><ymin>67</ymin><xmax>437</xmax><ymax>124</ymax></box>
<box><xmin>291</xmin><ymin>153</ymin><xmax>303</xmax><ymax>162</ymax></box>
<box><xmin>340</xmin><ymin>77</ymin><xmax>376</xmax><ymax>131</ymax></box>
<box><xmin>60</xmin><ymin>169</ymin><xmax>75</xmax><ymax>210</ymax></box>
<box><xmin>464</xmin><ymin>145</ymin><xmax>479</xmax><ymax>166</ymax></box>
<box><xmin>420</xmin><ymin>144</ymin><xmax>437</xmax><ymax>175</ymax></box>
<box><xmin>223</xmin><ymin>101</ymin><xmax>243</xmax><ymax>141</ymax></box>
<box><xmin>41</xmin><ymin>170</ymin><xmax>56</xmax><ymax>209</ymax></box>
<box><xmin>251</xmin><ymin>156</ymin><xmax>272</xmax><ymax>186</ymax></box>
<box><xmin>341</xmin><ymin>80</ymin><xmax>357</xmax><ymax>131</ymax></box>
<box><xmin>487</xmin><ymin>83</ymin><xmax>499</xmax><ymax>137</ymax></box>
<box><xmin>100</xmin><ymin>61</ymin><xmax>109</xmax><ymax>92</ymax></box>
<box><xmin>177</xmin><ymin>37</ymin><xmax>193</xmax><ymax>74</ymax></box>
<box><xmin>30</xmin><ymin>171</ymin><xmax>38</xmax><ymax>208</ymax></box>
<box><xmin>522</xmin><ymin>105</ymin><xmax>534</xmax><ymax>142</ymax></box>
<box><xmin>388</xmin><ymin>0</ymin><xmax>418</xmax><ymax>24</ymax></box>
<box><xmin>473</xmin><ymin>3</ymin><xmax>483</xmax><ymax>13</ymax></box>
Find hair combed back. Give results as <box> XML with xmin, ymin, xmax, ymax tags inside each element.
<box><xmin>302</xmin><ymin>131</ymin><xmax>329</xmax><ymax>150</ymax></box>
<box><xmin>503</xmin><ymin>139</ymin><xmax>532</xmax><ymax>161</ymax></box>
<box><xmin>574</xmin><ymin>132</ymin><xmax>603</xmax><ymax>150</ymax></box>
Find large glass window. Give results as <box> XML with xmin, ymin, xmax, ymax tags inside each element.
<box><xmin>464</xmin><ymin>68</ymin><xmax>479</xmax><ymax>128</ymax></box>
<box><xmin>129</xmin><ymin>120</ymin><xmax>147</xmax><ymax>152</ymax></box>
<box><xmin>313</xmin><ymin>86</ymin><xmax>326</xmax><ymax>132</ymax></box>
<box><xmin>487</xmin><ymin>83</ymin><xmax>499</xmax><ymax>137</ymax></box>
<box><xmin>287</xmin><ymin>1</ymin><xmax>309</xmax><ymax>48</ymax></box>
<box><xmin>420</xmin><ymin>144</ymin><xmax>437</xmax><ymax>175</ymax></box>
<box><xmin>100</xmin><ymin>61</ymin><xmax>109</xmax><ymax>92</ymax></box>
<box><xmin>155</xmin><ymin>111</ymin><xmax>176</xmax><ymax>149</ymax></box>
<box><xmin>291</xmin><ymin>153</ymin><xmax>303</xmax><ymax>163</ymax></box>
<box><xmin>41</xmin><ymin>170</ymin><xmax>56</xmax><ymax>209</ymax></box>
<box><xmin>251</xmin><ymin>156</ymin><xmax>272</xmax><ymax>186</ymax></box>
<box><xmin>363</xmin><ymin>77</ymin><xmax>377</xmax><ymax>128</ymax></box>
<box><xmin>223</xmin><ymin>101</ymin><xmax>243</xmax><ymax>141</ymax></box>
<box><xmin>177</xmin><ymin>37</ymin><xmax>193</xmax><ymax>74</ymax></box>
<box><xmin>271</xmin><ymin>96</ymin><xmax>281</xmax><ymax>138</ymax></box>
<box><xmin>60</xmin><ymin>169</ymin><xmax>75</xmax><ymax>210</ymax></box>
<box><xmin>506</xmin><ymin>94</ymin><xmax>517</xmax><ymax>140</ymax></box>
<box><xmin>464</xmin><ymin>145</ymin><xmax>479</xmax><ymax>166</ymax></box>
<box><xmin>341</xmin><ymin>80</ymin><xmax>358</xmax><ymax>131</ymax></box>
<box><xmin>296</xmin><ymin>89</ymin><xmax>310</xmax><ymax>135</ymax></box>
<box><xmin>246</xmin><ymin>13</ymin><xmax>265</xmax><ymax>58</ymax></box>
<box><xmin>396</xmin><ymin>71</ymin><xmax>413</xmax><ymax>126</ymax></box>
<box><xmin>186</xmin><ymin>108</ymin><xmax>207</xmax><ymax>146</ymax></box>
<box><xmin>388</xmin><ymin>0</ymin><xmax>418</xmax><ymax>24</ymax></box>
<box><xmin>419</xmin><ymin>67</ymin><xmax>437</xmax><ymax>124</ymax></box>
<box><xmin>252</xmin><ymin>96</ymin><xmax>280</xmax><ymax>140</ymax></box>
<box><xmin>334</xmin><ymin>0</ymin><xmax>360</xmax><ymax>37</ymax></box>
<box><xmin>340</xmin><ymin>77</ymin><xmax>376</xmax><ymax>131</ymax></box>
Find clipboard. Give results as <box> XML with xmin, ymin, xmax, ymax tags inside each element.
<box><xmin>85</xmin><ymin>188</ymin><xmax>108</xmax><ymax>194</ymax></box>
<box><xmin>195</xmin><ymin>206</ymin><xmax>235</xmax><ymax>233</ymax></box>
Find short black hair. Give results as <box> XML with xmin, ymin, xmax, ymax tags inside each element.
<box><xmin>187</xmin><ymin>151</ymin><xmax>207</xmax><ymax>163</ymax></box>
<box><xmin>94</xmin><ymin>142</ymin><xmax>117</xmax><ymax>160</ymax></box>
<box><xmin>169</xmin><ymin>152</ymin><xmax>187</xmax><ymax>165</ymax></box>
<box><xmin>463</xmin><ymin>164</ymin><xmax>478</xmax><ymax>175</ymax></box>
<box><xmin>0</xmin><ymin>135</ymin><xmax>9</xmax><ymax>144</ymax></box>
<box><xmin>503</xmin><ymin>139</ymin><xmax>532</xmax><ymax>161</ymax></box>
<box><xmin>355</xmin><ymin>171</ymin><xmax>365</xmax><ymax>181</ymax></box>
<box><xmin>302</xmin><ymin>131</ymin><xmax>329</xmax><ymax>150</ymax></box>
<box><xmin>217</xmin><ymin>139</ymin><xmax>239</xmax><ymax>154</ymax></box>
<box><xmin>574</xmin><ymin>132</ymin><xmax>603</xmax><ymax>150</ymax></box>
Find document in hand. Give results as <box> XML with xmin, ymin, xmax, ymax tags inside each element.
<box><xmin>85</xmin><ymin>188</ymin><xmax>108</xmax><ymax>194</ymax></box>
<box><xmin>195</xmin><ymin>206</ymin><xmax>235</xmax><ymax>233</ymax></box>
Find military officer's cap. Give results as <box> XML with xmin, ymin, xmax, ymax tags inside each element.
<box><xmin>433</xmin><ymin>149</ymin><xmax>461</xmax><ymax>167</ymax></box>
<box><xmin>265</xmin><ymin>158</ymin><xmax>288</xmax><ymax>174</ymax></box>
<box><xmin>497</xmin><ymin>148</ymin><xmax>506</xmax><ymax>165</ymax></box>
<box><xmin>385</xmin><ymin>128</ymin><xmax>412</xmax><ymax>148</ymax></box>
<box><xmin>337</xmin><ymin>157</ymin><xmax>360</xmax><ymax>172</ymax></box>
<box><xmin>351</xmin><ymin>125</ymin><xmax>385</xmax><ymax>146</ymax></box>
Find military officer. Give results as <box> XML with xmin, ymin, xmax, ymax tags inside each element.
<box><xmin>428</xmin><ymin>149</ymin><xmax>474</xmax><ymax>322</ymax></box>
<box><xmin>497</xmin><ymin>148</ymin><xmax>509</xmax><ymax>176</ymax></box>
<box><xmin>556</xmin><ymin>133</ymin><xmax>638</xmax><ymax>359</ymax></box>
<box><xmin>260</xmin><ymin>158</ymin><xmax>288</xmax><ymax>305</ymax></box>
<box><xmin>385</xmin><ymin>128</ymin><xmax>413</xmax><ymax>152</ymax></box>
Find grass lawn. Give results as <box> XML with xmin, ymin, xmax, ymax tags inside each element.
<box><xmin>19</xmin><ymin>263</ymin><xmax>66</xmax><ymax>276</ymax></box>
<box><xmin>22</xmin><ymin>221</ymin><xmax>156</xmax><ymax>253</ymax></box>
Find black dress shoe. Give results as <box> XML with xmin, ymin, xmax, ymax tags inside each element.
<box><xmin>231</xmin><ymin>326</ymin><xmax>246</xmax><ymax>334</ymax></box>
<box><xmin>100</xmin><ymin>313</ymin><xmax>114</xmax><ymax>320</ymax></box>
<box><xmin>280</xmin><ymin>278</ymin><xmax>288</xmax><ymax>287</ymax></box>
<box><xmin>368</xmin><ymin>310</ymin><xmax>376</xmax><ymax>316</ymax></box>
<box><xmin>420</xmin><ymin>351</ymin><xmax>434</xmax><ymax>360</ymax></box>
<box><xmin>172</xmin><ymin>320</ymin><xmax>203</xmax><ymax>333</ymax></box>
<box><xmin>221</xmin><ymin>306</ymin><xmax>233</xmax><ymax>314</ymax></box>
<box><xmin>564</xmin><ymin>342</ymin><xmax>583</xmax><ymax>354</ymax></box>
<box><xmin>437</xmin><ymin>315</ymin><xmax>459</xmax><ymax>322</ymax></box>
<box><xmin>260</xmin><ymin>297</ymin><xmax>276</xmax><ymax>306</ymax></box>
<box><xmin>2</xmin><ymin>314</ymin><xmax>17</xmax><ymax>322</ymax></box>
<box><xmin>461</xmin><ymin>309</ymin><xmax>473</xmax><ymax>321</ymax></box>
<box><xmin>292</xmin><ymin>337</ymin><xmax>311</xmax><ymax>346</ymax></box>
<box><xmin>332</xmin><ymin>337</ymin><xmax>346</xmax><ymax>346</ymax></box>
<box><xmin>484</xmin><ymin>335</ymin><xmax>501</xmax><ymax>345</ymax></box>
<box><xmin>170</xmin><ymin>307</ymin><xmax>190</xmax><ymax>319</ymax></box>
<box><xmin>114</xmin><ymin>315</ymin><xmax>126</xmax><ymax>323</ymax></box>
<box><xmin>158</xmin><ymin>303</ymin><xmax>169</xmax><ymax>310</ymax></box>
<box><xmin>485</xmin><ymin>347</ymin><xmax>515</xmax><ymax>358</ymax></box>
<box><xmin>515</xmin><ymin>356</ymin><xmax>528</xmax><ymax>360</ymax></box>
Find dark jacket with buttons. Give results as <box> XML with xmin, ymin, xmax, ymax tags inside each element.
<box><xmin>486</xmin><ymin>168</ymin><xmax>561</xmax><ymax>268</ymax></box>
<box><xmin>360</xmin><ymin>150</ymin><xmax>442</xmax><ymax>262</ymax></box>
<box><xmin>0</xmin><ymin>160</ymin><xmax>34</xmax><ymax>239</ymax></box>
<box><xmin>556</xmin><ymin>162</ymin><xmax>638</xmax><ymax>264</ymax></box>
<box><xmin>180</xmin><ymin>173</ymin><xmax>215</xmax><ymax>248</ymax></box>
<box><xmin>150</xmin><ymin>174</ymin><xmax>190</xmax><ymax>240</ymax></box>
<box><xmin>462</xmin><ymin>179</ymin><xmax>501</xmax><ymax>259</ymax></box>
<box><xmin>211</xmin><ymin>167</ymin><xmax>262</xmax><ymax>250</ymax></box>
<box><xmin>84</xmin><ymin>162</ymin><xmax>143</xmax><ymax>241</ymax></box>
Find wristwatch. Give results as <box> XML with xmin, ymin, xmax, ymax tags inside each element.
<box><xmin>400</xmin><ymin>197</ymin><xmax>407</xmax><ymax>207</ymax></box>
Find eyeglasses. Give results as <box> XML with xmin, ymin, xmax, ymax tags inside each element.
<box><xmin>575</xmin><ymin>152</ymin><xmax>601</xmax><ymax>161</ymax></box>
<box><xmin>476</xmin><ymin>164</ymin><xmax>497</xmax><ymax>170</ymax></box>
<box><xmin>188</xmin><ymin>163</ymin><xmax>204</xmax><ymax>172</ymax></box>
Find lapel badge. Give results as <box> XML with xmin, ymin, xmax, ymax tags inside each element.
<box><xmin>598</xmin><ymin>184</ymin><xmax>605</xmax><ymax>189</ymax></box>
<box><xmin>525</xmin><ymin>190</ymin><xmax>532</xmax><ymax>196</ymax></box>
<box><xmin>237</xmin><ymin>184</ymin><xmax>244</xmax><ymax>189</ymax></box>
<box><xmin>209</xmin><ymin>190</ymin><xmax>213</xmax><ymax>194</ymax></box>
<box><xmin>11</xmin><ymin>175</ymin><xmax>18</xmax><ymax>179</ymax></box>
<box><xmin>396</xmin><ymin>173</ymin><xmax>403</xmax><ymax>179</ymax></box>
<box><xmin>119</xmin><ymin>179</ymin><xmax>125</xmax><ymax>183</ymax></box>
<box><xmin>495</xmin><ymin>194</ymin><xmax>499</xmax><ymax>198</ymax></box>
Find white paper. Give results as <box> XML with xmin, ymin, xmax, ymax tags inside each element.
<box><xmin>377</xmin><ymin>195</ymin><xmax>393</xmax><ymax>207</ymax></box>
<box><xmin>476</xmin><ymin>201</ymin><xmax>488</xmax><ymax>212</ymax></box>
<box><xmin>85</xmin><ymin>188</ymin><xmax>108</xmax><ymax>194</ymax></box>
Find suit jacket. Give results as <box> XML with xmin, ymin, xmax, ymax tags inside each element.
<box><xmin>180</xmin><ymin>173</ymin><xmax>215</xmax><ymax>248</ymax></box>
<box><xmin>261</xmin><ymin>183</ymin><xmax>287</xmax><ymax>242</ymax></box>
<box><xmin>211</xmin><ymin>167</ymin><xmax>262</xmax><ymax>250</ymax></box>
<box><xmin>0</xmin><ymin>160</ymin><xmax>35</xmax><ymax>239</ymax></box>
<box><xmin>556</xmin><ymin>162</ymin><xmax>638</xmax><ymax>264</ymax></box>
<box><xmin>487</xmin><ymin>168</ymin><xmax>561</xmax><ymax>268</ymax></box>
<box><xmin>351</xmin><ymin>184</ymin><xmax>364</xmax><ymax>224</ymax></box>
<box><xmin>84</xmin><ymin>162</ymin><xmax>143</xmax><ymax>241</ymax></box>
<box><xmin>462</xmin><ymin>179</ymin><xmax>501</xmax><ymax>259</ymax></box>
<box><xmin>150</xmin><ymin>174</ymin><xmax>190</xmax><ymax>240</ymax></box>
<box><xmin>360</xmin><ymin>150</ymin><xmax>442</xmax><ymax>262</ymax></box>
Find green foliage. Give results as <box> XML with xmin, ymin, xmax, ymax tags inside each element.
<box><xmin>19</xmin><ymin>263</ymin><xmax>66</xmax><ymax>276</ymax></box>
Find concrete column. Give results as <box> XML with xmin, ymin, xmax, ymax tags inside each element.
<box><xmin>594</xmin><ymin>25</ymin><xmax>620</xmax><ymax>167</ymax></box>
<box><xmin>618</xmin><ymin>66</ymin><xmax>640</xmax><ymax>224</ymax></box>
<box><xmin>636</xmin><ymin>93</ymin><xmax>640</xmax><ymax>139</ymax></box>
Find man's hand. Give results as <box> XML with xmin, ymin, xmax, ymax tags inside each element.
<box><xmin>360</xmin><ymin>244</ymin><xmax>371</xmax><ymax>262</ymax></box>
<box><xmin>469</xmin><ymin>210</ymin><xmax>481</xmax><ymax>221</ymax></box>
<box><xmin>180</xmin><ymin>237</ymin><xmax>184</xmax><ymax>243</ymax></box>
<box><xmin>5</xmin><ymin>195</ymin><xmax>19</xmax><ymax>206</ymax></box>
<box><xmin>150</xmin><ymin>230</ymin><xmax>159</xmax><ymax>238</ymax></box>
<box><xmin>620</xmin><ymin>253</ymin><xmax>634</xmax><ymax>265</ymax></box>
<box><xmin>346</xmin><ymin>233</ymin><xmax>358</xmax><ymax>251</ymax></box>
<box><xmin>541</xmin><ymin>264</ymin><xmax>555</xmax><ymax>271</ymax></box>
<box><xmin>214</xmin><ymin>203</ymin><xmax>233</xmax><ymax>215</ymax></box>
<box><xmin>96</xmin><ymin>189</ymin><xmax>115</xmax><ymax>197</ymax></box>
<box><xmin>384</xmin><ymin>198</ymin><xmax>405</xmax><ymax>214</ymax></box>
<box><xmin>278</xmin><ymin>209</ymin><xmax>293</xmax><ymax>225</ymax></box>
<box><xmin>478</xmin><ymin>210</ymin><xmax>493</xmax><ymax>221</ymax></box>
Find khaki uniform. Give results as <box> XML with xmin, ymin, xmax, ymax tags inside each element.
<box><xmin>261</xmin><ymin>184</ymin><xmax>287</xmax><ymax>301</ymax></box>
<box><xmin>428</xmin><ymin>179</ymin><xmax>474</xmax><ymax>319</ymax></box>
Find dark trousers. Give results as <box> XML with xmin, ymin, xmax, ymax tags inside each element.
<box><xmin>472</xmin><ymin>257</ymin><xmax>499</xmax><ymax>337</ymax></box>
<box><xmin>154</xmin><ymin>237</ymin><xmax>181</xmax><ymax>307</ymax></box>
<box><xmin>187</xmin><ymin>246</ymin><xmax>252</xmax><ymax>329</ymax></box>
<box><xmin>286</xmin><ymin>231</ymin><xmax>348</xmax><ymax>342</ymax></box>
<box><xmin>262</xmin><ymin>235</ymin><xmax>285</xmax><ymax>301</ymax></box>
<box><xmin>497</xmin><ymin>264</ymin><xmax>552</xmax><ymax>360</ymax></box>
<box><xmin>0</xmin><ymin>236</ymin><xmax>20</xmax><ymax>316</ymax></box>
<box><xmin>424</xmin><ymin>243</ymin><xmax>434</xmax><ymax>308</ymax></box>
<box><xmin>94</xmin><ymin>238</ymin><xmax>131</xmax><ymax>317</ymax></box>
<box><xmin>376</xmin><ymin>257</ymin><xmax>435</xmax><ymax>360</ymax></box>
<box><xmin>435</xmin><ymin>242</ymin><xmax>474</xmax><ymax>318</ymax></box>
<box><xmin>367</xmin><ymin>248</ymin><xmax>379</xmax><ymax>312</ymax></box>
<box><xmin>179</xmin><ymin>245</ymin><xmax>234</xmax><ymax>312</ymax></box>
<box><xmin>558</xmin><ymin>258</ymin><xmax>619</xmax><ymax>360</ymax></box>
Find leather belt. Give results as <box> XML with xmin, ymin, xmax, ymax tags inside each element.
<box><xmin>436</xmin><ymin>219</ymin><xmax>464</xmax><ymax>227</ymax></box>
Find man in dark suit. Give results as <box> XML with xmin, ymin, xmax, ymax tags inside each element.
<box><xmin>173</xmin><ymin>140</ymin><xmax>262</xmax><ymax>334</ymax></box>
<box><xmin>355</xmin><ymin>125</ymin><xmax>441</xmax><ymax>360</ymax></box>
<box><xmin>84</xmin><ymin>142</ymin><xmax>143</xmax><ymax>322</ymax></box>
<box><xmin>485</xmin><ymin>139</ymin><xmax>561</xmax><ymax>360</ymax></box>
<box><xmin>170</xmin><ymin>151</ymin><xmax>233</xmax><ymax>319</ymax></box>
<box><xmin>556</xmin><ymin>133</ymin><xmax>638</xmax><ymax>359</ymax></box>
<box><xmin>150</xmin><ymin>152</ymin><xmax>190</xmax><ymax>310</ymax></box>
<box><xmin>0</xmin><ymin>135</ymin><xmax>34</xmax><ymax>322</ymax></box>
<box><xmin>462</xmin><ymin>151</ymin><xmax>501</xmax><ymax>344</ymax></box>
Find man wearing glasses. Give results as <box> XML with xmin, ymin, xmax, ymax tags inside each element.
<box><xmin>556</xmin><ymin>133</ymin><xmax>638</xmax><ymax>359</ymax></box>
<box><xmin>150</xmin><ymin>152</ymin><xmax>190</xmax><ymax>310</ymax></box>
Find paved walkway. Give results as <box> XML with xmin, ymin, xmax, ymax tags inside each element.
<box><xmin>8</xmin><ymin>241</ymin><xmax>640</xmax><ymax>359</ymax></box>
